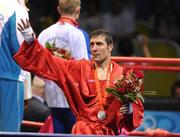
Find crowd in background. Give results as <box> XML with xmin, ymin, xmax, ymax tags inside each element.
<box><xmin>28</xmin><ymin>0</ymin><xmax>180</xmax><ymax>44</ymax></box>
<box><xmin>26</xmin><ymin>0</ymin><xmax>180</xmax><ymax>103</ymax></box>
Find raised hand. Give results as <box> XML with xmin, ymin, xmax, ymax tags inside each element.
<box><xmin>137</xmin><ymin>34</ymin><xmax>148</xmax><ymax>47</ymax></box>
<box><xmin>17</xmin><ymin>18</ymin><xmax>35</xmax><ymax>44</ymax></box>
<box><xmin>137</xmin><ymin>34</ymin><xmax>151</xmax><ymax>57</ymax></box>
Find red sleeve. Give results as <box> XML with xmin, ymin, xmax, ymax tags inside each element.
<box><xmin>14</xmin><ymin>39</ymin><xmax>78</xmax><ymax>87</ymax></box>
<box><xmin>14</xmin><ymin>39</ymin><xmax>85</xmax><ymax>116</ymax></box>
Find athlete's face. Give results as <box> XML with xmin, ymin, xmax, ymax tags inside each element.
<box><xmin>90</xmin><ymin>36</ymin><xmax>113</xmax><ymax>64</ymax></box>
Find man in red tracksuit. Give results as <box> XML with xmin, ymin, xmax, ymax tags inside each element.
<box><xmin>15</xmin><ymin>20</ymin><xmax>144</xmax><ymax>135</ymax></box>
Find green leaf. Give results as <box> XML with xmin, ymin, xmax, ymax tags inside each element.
<box><xmin>137</xmin><ymin>92</ymin><xmax>144</xmax><ymax>103</ymax></box>
<box><xmin>143</xmin><ymin>91</ymin><xmax>156</xmax><ymax>96</ymax></box>
<box><xmin>106</xmin><ymin>88</ymin><xmax>122</xmax><ymax>100</ymax></box>
<box><xmin>45</xmin><ymin>42</ymin><xmax>52</xmax><ymax>49</ymax></box>
<box><xmin>106</xmin><ymin>88</ymin><xmax>116</xmax><ymax>93</ymax></box>
<box><xmin>124</xmin><ymin>94</ymin><xmax>136</xmax><ymax>102</ymax></box>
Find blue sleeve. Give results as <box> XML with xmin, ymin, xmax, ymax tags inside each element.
<box><xmin>78</xmin><ymin>29</ymin><xmax>91</xmax><ymax>59</ymax></box>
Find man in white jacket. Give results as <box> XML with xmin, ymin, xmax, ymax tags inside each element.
<box><xmin>37</xmin><ymin>0</ymin><xmax>91</xmax><ymax>133</ymax></box>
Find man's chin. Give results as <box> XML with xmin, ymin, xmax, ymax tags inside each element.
<box><xmin>93</xmin><ymin>58</ymin><xmax>99</xmax><ymax>61</ymax></box>
<box><xmin>93</xmin><ymin>59</ymin><xmax>103</xmax><ymax>64</ymax></box>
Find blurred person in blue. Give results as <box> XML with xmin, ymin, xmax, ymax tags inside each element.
<box><xmin>0</xmin><ymin>0</ymin><xmax>29</xmax><ymax>131</ymax></box>
<box><xmin>37</xmin><ymin>0</ymin><xmax>91</xmax><ymax>133</ymax></box>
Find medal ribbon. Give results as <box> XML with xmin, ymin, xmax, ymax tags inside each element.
<box><xmin>58</xmin><ymin>16</ymin><xmax>79</xmax><ymax>27</ymax></box>
<box><xmin>94</xmin><ymin>62</ymin><xmax>113</xmax><ymax>110</ymax></box>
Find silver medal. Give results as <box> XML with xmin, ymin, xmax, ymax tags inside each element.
<box><xmin>97</xmin><ymin>110</ymin><xmax>106</xmax><ymax>120</ymax></box>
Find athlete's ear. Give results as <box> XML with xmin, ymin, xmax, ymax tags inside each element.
<box><xmin>57</xmin><ymin>6</ymin><xmax>61</xmax><ymax>15</ymax></box>
<box><xmin>74</xmin><ymin>6</ymin><xmax>81</xmax><ymax>19</ymax></box>
<box><xmin>108</xmin><ymin>43</ymin><xmax>114</xmax><ymax>52</ymax></box>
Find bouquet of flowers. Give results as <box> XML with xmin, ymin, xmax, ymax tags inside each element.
<box><xmin>45</xmin><ymin>41</ymin><xmax>73</xmax><ymax>60</ymax></box>
<box><xmin>106</xmin><ymin>68</ymin><xmax>155</xmax><ymax>104</ymax></box>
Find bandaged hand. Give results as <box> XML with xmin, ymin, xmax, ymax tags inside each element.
<box><xmin>17</xmin><ymin>19</ymin><xmax>35</xmax><ymax>44</ymax></box>
<box><xmin>120</xmin><ymin>103</ymin><xmax>133</xmax><ymax>115</ymax></box>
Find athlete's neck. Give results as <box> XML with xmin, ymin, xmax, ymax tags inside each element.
<box><xmin>59</xmin><ymin>16</ymin><xmax>79</xmax><ymax>27</ymax></box>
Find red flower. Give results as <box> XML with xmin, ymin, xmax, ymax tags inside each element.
<box><xmin>140</xmin><ymin>83</ymin><xmax>144</xmax><ymax>92</ymax></box>
<box><xmin>45</xmin><ymin>42</ymin><xmax>73</xmax><ymax>60</ymax></box>
<box><xmin>106</xmin><ymin>67</ymin><xmax>145</xmax><ymax>103</ymax></box>
<box><xmin>57</xmin><ymin>49</ymin><xmax>66</xmax><ymax>54</ymax></box>
<box><xmin>133</xmin><ymin>68</ymin><xmax>139</xmax><ymax>73</ymax></box>
<box><xmin>136</xmin><ymin>71</ymin><xmax>144</xmax><ymax>79</ymax></box>
<box><xmin>123</xmin><ymin>68</ymin><xmax>128</xmax><ymax>76</ymax></box>
<box><xmin>117</xmin><ymin>87</ymin><xmax>126</xmax><ymax>93</ymax></box>
<box><xmin>132</xmin><ymin>68</ymin><xmax>144</xmax><ymax>79</ymax></box>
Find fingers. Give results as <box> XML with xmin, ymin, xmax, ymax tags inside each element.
<box><xmin>120</xmin><ymin>104</ymin><xmax>129</xmax><ymax>114</ymax></box>
<box><xmin>17</xmin><ymin>22</ymin><xmax>23</xmax><ymax>31</ymax></box>
<box><xmin>17</xmin><ymin>18</ymin><xmax>30</xmax><ymax>32</ymax></box>
<box><xmin>120</xmin><ymin>103</ymin><xmax>133</xmax><ymax>114</ymax></box>
<box><xmin>17</xmin><ymin>18</ymin><xmax>35</xmax><ymax>44</ymax></box>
